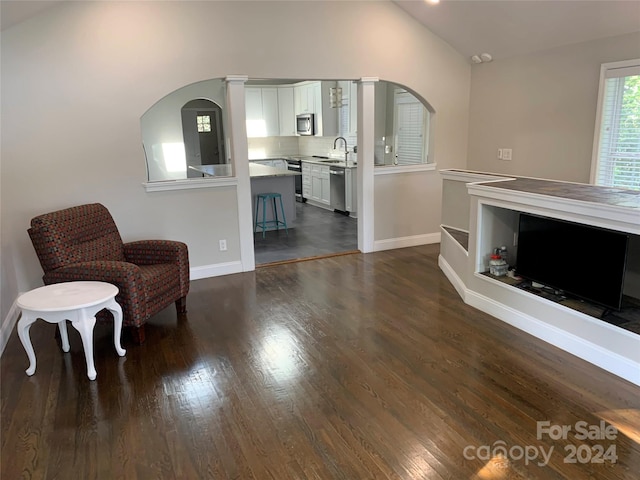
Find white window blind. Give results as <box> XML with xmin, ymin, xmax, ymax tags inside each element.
<box><xmin>592</xmin><ymin>61</ymin><xmax>640</xmax><ymax>191</ymax></box>
<box><xmin>394</xmin><ymin>91</ymin><xmax>427</xmax><ymax>165</ymax></box>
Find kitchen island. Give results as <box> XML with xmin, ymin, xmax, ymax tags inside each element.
<box><xmin>248</xmin><ymin>163</ymin><xmax>299</xmax><ymax>230</ymax></box>
<box><xmin>190</xmin><ymin>163</ymin><xmax>300</xmax><ymax>230</ymax></box>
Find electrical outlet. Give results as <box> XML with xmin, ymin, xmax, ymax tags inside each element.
<box><xmin>219</xmin><ymin>239</ymin><xmax>227</xmax><ymax>251</ymax></box>
<box><xmin>502</xmin><ymin>148</ymin><xmax>512</xmax><ymax>161</ymax></box>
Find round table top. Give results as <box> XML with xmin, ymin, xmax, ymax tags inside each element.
<box><xmin>17</xmin><ymin>281</ymin><xmax>119</xmax><ymax>312</ymax></box>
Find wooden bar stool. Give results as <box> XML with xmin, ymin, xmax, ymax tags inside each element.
<box><xmin>254</xmin><ymin>193</ymin><xmax>288</xmax><ymax>239</ymax></box>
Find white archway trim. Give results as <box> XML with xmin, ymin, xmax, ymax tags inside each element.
<box><xmin>226</xmin><ymin>75</ymin><xmax>255</xmax><ymax>272</ymax></box>
<box><xmin>357</xmin><ymin>77</ymin><xmax>378</xmax><ymax>253</ymax></box>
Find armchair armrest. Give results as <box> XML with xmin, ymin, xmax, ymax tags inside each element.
<box><xmin>123</xmin><ymin>240</ymin><xmax>190</xmax><ymax>298</ymax></box>
<box><xmin>123</xmin><ymin>240</ymin><xmax>188</xmax><ymax>266</ymax></box>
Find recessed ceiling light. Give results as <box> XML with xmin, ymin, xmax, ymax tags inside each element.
<box><xmin>426</xmin><ymin>0</ymin><xmax>440</xmax><ymax>5</ymax></box>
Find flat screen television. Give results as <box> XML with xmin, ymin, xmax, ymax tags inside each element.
<box><xmin>516</xmin><ymin>213</ymin><xmax>629</xmax><ymax>310</ymax></box>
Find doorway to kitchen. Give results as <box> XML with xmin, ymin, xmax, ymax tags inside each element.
<box><xmin>254</xmin><ymin>202</ymin><xmax>358</xmax><ymax>265</ymax></box>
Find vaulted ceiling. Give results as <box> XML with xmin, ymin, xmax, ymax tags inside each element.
<box><xmin>2</xmin><ymin>0</ymin><xmax>639</xmax><ymax>63</ymax></box>
<box><xmin>393</xmin><ymin>0</ymin><xmax>640</xmax><ymax>61</ymax></box>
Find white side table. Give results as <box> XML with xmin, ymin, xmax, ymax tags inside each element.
<box><xmin>16</xmin><ymin>281</ymin><xmax>126</xmax><ymax>380</ymax></box>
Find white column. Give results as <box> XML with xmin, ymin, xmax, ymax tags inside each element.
<box><xmin>357</xmin><ymin>77</ymin><xmax>378</xmax><ymax>253</ymax></box>
<box><xmin>225</xmin><ymin>75</ymin><xmax>255</xmax><ymax>272</ymax></box>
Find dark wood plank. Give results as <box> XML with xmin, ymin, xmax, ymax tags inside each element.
<box><xmin>2</xmin><ymin>245</ymin><xmax>639</xmax><ymax>479</ymax></box>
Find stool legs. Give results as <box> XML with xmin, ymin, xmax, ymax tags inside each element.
<box><xmin>254</xmin><ymin>196</ymin><xmax>260</xmax><ymax>234</ymax></box>
<box><xmin>278</xmin><ymin>194</ymin><xmax>288</xmax><ymax>235</ymax></box>
<box><xmin>254</xmin><ymin>193</ymin><xmax>288</xmax><ymax>238</ymax></box>
<box><xmin>273</xmin><ymin>197</ymin><xmax>279</xmax><ymax>232</ymax></box>
<box><xmin>262</xmin><ymin>196</ymin><xmax>268</xmax><ymax>239</ymax></box>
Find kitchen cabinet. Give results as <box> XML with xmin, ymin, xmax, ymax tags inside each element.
<box><xmin>294</xmin><ymin>81</ymin><xmax>338</xmax><ymax>137</ymax></box>
<box><xmin>246</xmin><ymin>87</ymin><xmax>278</xmax><ymax>137</ymax></box>
<box><xmin>262</xmin><ymin>88</ymin><xmax>279</xmax><ymax>137</ymax></box>
<box><xmin>295</xmin><ymin>83</ymin><xmax>315</xmax><ymax>115</ymax></box>
<box><xmin>245</xmin><ymin>87</ymin><xmax>264</xmax><ymax>136</ymax></box>
<box><xmin>278</xmin><ymin>87</ymin><xmax>295</xmax><ymax>136</ymax></box>
<box><xmin>302</xmin><ymin>161</ymin><xmax>330</xmax><ymax>207</ymax></box>
<box><xmin>246</xmin><ymin>87</ymin><xmax>295</xmax><ymax>137</ymax></box>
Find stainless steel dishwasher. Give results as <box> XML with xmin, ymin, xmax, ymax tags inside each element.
<box><xmin>329</xmin><ymin>166</ymin><xmax>347</xmax><ymax>213</ymax></box>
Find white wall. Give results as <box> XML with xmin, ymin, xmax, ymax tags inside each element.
<box><xmin>467</xmin><ymin>32</ymin><xmax>640</xmax><ymax>182</ymax></box>
<box><xmin>1</xmin><ymin>1</ymin><xmax>470</xmax><ymax>332</ymax></box>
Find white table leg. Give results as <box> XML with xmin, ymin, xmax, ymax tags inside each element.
<box><xmin>58</xmin><ymin>320</ymin><xmax>70</xmax><ymax>352</ymax></box>
<box><xmin>107</xmin><ymin>301</ymin><xmax>126</xmax><ymax>357</ymax></box>
<box><xmin>71</xmin><ymin>314</ymin><xmax>97</xmax><ymax>381</ymax></box>
<box><xmin>17</xmin><ymin>313</ymin><xmax>37</xmax><ymax>376</ymax></box>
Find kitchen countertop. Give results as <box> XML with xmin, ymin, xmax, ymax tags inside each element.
<box><xmin>187</xmin><ymin>164</ymin><xmax>233</xmax><ymax>177</ymax></box>
<box><xmin>299</xmin><ymin>158</ymin><xmax>357</xmax><ymax>169</ymax></box>
<box><xmin>190</xmin><ymin>163</ymin><xmax>299</xmax><ymax>178</ymax></box>
<box><xmin>249</xmin><ymin>163</ymin><xmax>300</xmax><ymax>178</ymax></box>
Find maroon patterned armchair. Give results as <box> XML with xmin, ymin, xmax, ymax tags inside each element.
<box><xmin>27</xmin><ymin>203</ymin><xmax>189</xmax><ymax>344</ymax></box>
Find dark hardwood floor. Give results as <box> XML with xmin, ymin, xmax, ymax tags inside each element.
<box><xmin>254</xmin><ymin>202</ymin><xmax>357</xmax><ymax>265</ymax></box>
<box><xmin>2</xmin><ymin>245</ymin><xmax>639</xmax><ymax>479</ymax></box>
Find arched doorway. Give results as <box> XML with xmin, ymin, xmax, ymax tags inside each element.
<box><xmin>181</xmin><ymin>99</ymin><xmax>226</xmax><ymax>178</ymax></box>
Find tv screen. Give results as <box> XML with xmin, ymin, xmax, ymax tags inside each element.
<box><xmin>516</xmin><ymin>213</ymin><xmax>629</xmax><ymax>310</ymax></box>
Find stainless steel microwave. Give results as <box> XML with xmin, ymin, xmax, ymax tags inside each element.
<box><xmin>296</xmin><ymin>113</ymin><xmax>315</xmax><ymax>136</ymax></box>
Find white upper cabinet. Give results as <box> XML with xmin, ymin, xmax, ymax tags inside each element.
<box><xmin>246</xmin><ymin>86</ymin><xmax>296</xmax><ymax>137</ymax></box>
<box><xmin>277</xmin><ymin>87</ymin><xmax>295</xmax><ymax>136</ymax></box>
<box><xmin>245</xmin><ymin>87</ymin><xmax>269</xmax><ymax>138</ymax></box>
<box><xmin>247</xmin><ymin>81</ymin><xmax>339</xmax><ymax>137</ymax></box>
<box><xmin>294</xmin><ymin>83</ymin><xmax>315</xmax><ymax>115</ymax></box>
<box><xmin>261</xmin><ymin>88</ymin><xmax>280</xmax><ymax>137</ymax></box>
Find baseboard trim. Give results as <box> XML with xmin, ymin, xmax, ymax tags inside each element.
<box><xmin>190</xmin><ymin>261</ymin><xmax>244</xmax><ymax>280</ymax></box>
<box><xmin>374</xmin><ymin>232</ymin><xmax>441</xmax><ymax>252</ymax></box>
<box><xmin>1</xmin><ymin>297</ymin><xmax>21</xmax><ymax>357</ymax></box>
<box><xmin>438</xmin><ymin>255</ymin><xmax>467</xmax><ymax>301</ymax></box>
<box><xmin>466</xmin><ymin>289</ymin><xmax>640</xmax><ymax>387</ymax></box>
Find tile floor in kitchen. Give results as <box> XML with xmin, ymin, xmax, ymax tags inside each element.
<box><xmin>254</xmin><ymin>201</ymin><xmax>358</xmax><ymax>265</ymax></box>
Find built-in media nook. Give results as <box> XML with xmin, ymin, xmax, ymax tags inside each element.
<box><xmin>439</xmin><ymin>170</ymin><xmax>640</xmax><ymax>386</ymax></box>
<box><xmin>476</xmin><ymin>204</ymin><xmax>639</xmax><ymax>330</ymax></box>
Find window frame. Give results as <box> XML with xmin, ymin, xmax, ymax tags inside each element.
<box><xmin>590</xmin><ymin>58</ymin><xmax>640</xmax><ymax>189</ymax></box>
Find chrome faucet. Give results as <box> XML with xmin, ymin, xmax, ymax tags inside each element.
<box><xmin>333</xmin><ymin>136</ymin><xmax>348</xmax><ymax>164</ymax></box>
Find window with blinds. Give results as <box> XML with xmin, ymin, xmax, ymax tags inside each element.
<box><xmin>591</xmin><ymin>60</ymin><xmax>640</xmax><ymax>191</ymax></box>
<box><xmin>393</xmin><ymin>90</ymin><xmax>429</xmax><ymax>165</ymax></box>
